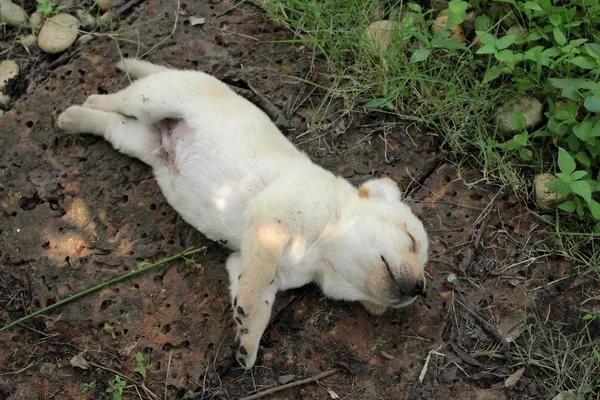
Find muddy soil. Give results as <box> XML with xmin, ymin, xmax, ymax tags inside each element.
<box><xmin>0</xmin><ymin>1</ymin><xmax>597</xmax><ymax>399</ymax></box>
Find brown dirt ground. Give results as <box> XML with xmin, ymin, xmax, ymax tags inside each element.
<box><xmin>0</xmin><ymin>1</ymin><xmax>598</xmax><ymax>399</ymax></box>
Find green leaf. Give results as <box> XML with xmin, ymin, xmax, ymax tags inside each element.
<box><xmin>407</xmin><ymin>3</ymin><xmax>422</xmax><ymax>12</ymax></box>
<box><xmin>547</xmin><ymin>178</ymin><xmax>572</xmax><ymax>195</ymax></box>
<box><xmin>550</xmin><ymin>13</ymin><xmax>563</xmax><ymax>27</ymax></box>
<box><xmin>584</xmin><ymin>95</ymin><xmax>600</xmax><ymax>112</ymax></box>
<box><xmin>476</xmin><ymin>44</ymin><xmax>496</xmax><ymax>54</ymax></box>
<box><xmin>592</xmin><ymin>121</ymin><xmax>600</xmax><ymax>137</ymax></box>
<box><xmin>585</xmin><ymin>43</ymin><xmax>600</xmax><ymax>59</ymax></box>
<box><xmin>364</xmin><ymin>98</ymin><xmax>389</xmax><ymax>108</ymax></box>
<box><xmin>589</xmin><ymin>200</ymin><xmax>600</xmax><ymax>220</ymax></box>
<box><xmin>558</xmin><ymin>147</ymin><xmax>576</xmax><ymax>174</ymax></box>
<box><xmin>558</xmin><ymin>201</ymin><xmax>576</xmax><ymax>212</ymax></box>
<box><xmin>573</xmin><ymin>120</ymin><xmax>593</xmax><ymax>141</ymax></box>
<box><xmin>523</xmin><ymin>1</ymin><xmax>542</xmax><ymax>11</ymax></box>
<box><xmin>556</xmin><ymin>172</ymin><xmax>572</xmax><ymax>182</ymax></box>
<box><xmin>571</xmin><ymin>170</ymin><xmax>587</xmax><ymax>180</ymax></box>
<box><xmin>482</xmin><ymin>66</ymin><xmax>509</xmax><ymax>83</ymax></box>
<box><xmin>553</xmin><ymin>28</ymin><xmax>567</xmax><ymax>46</ymax></box>
<box><xmin>448</xmin><ymin>0</ymin><xmax>469</xmax><ymax>16</ymax></box>
<box><xmin>475</xmin><ymin>31</ymin><xmax>496</xmax><ymax>45</ymax></box>
<box><xmin>567</xmin><ymin>134</ymin><xmax>580</xmax><ymax>151</ymax></box>
<box><xmin>136</xmin><ymin>352</ymin><xmax>144</xmax><ymax>363</ymax></box>
<box><xmin>410</xmin><ymin>48</ymin><xmax>430</xmax><ymax>63</ymax></box>
<box><xmin>570</xmin><ymin>56</ymin><xmax>597</xmax><ymax>69</ymax></box>
<box><xmin>519</xmin><ymin>147</ymin><xmax>532</xmax><ymax>160</ymax></box>
<box><xmin>576</xmin><ymin>151</ymin><xmax>591</xmax><ymax>167</ymax></box>
<box><xmin>554</xmin><ymin>106</ymin><xmax>572</xmax><ymax>121</ymax></box>
<box><xmin>511</xmin><ymin>106</ymin><xmax>527</xmax><ymax>132</ymax></box>
<box><xmin>570</xmin><ymin>180</ymin><xmax>592</xmax><ymax>202</ymax></box>
<box><xmin>496</xmin><ymin>34</ymin><xmax>517</xmax><ymax>50</ymax></box>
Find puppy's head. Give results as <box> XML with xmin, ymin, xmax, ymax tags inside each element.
<box><xmin>323</xmin><ymin>177</ymin><xmax>428</xmax><ymax>309</ymax></box>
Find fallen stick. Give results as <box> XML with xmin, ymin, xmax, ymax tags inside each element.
<box><xmin>239</xmin><ymin>368</ymin><xmax>340</xmax><ymax>400</ymax></box>
<box><xmin>0</xmin><ymin>247</ymin><xmax>205</xmax><ymax>334</ymax></box>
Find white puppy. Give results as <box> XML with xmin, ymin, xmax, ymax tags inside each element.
<box><xmin>57</xmin><ymin>59</ymin><xmax>429</xmax><ymax>370</ymax></box>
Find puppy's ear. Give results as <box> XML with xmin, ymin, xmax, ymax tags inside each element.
<box><xmin>358</xmin><ymin>177</ymin><xmax>401</xmax><ymax>201</ymax></box>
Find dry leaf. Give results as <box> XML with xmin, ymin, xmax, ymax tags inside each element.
<box><xmin>69</xmin><ymin>353</ymin><xmax>89</xmax><ymax>370</ymax></box>
<box><xmin>504</xmin><ymin>367</ymin><xmax>525</xmax><ymax>388</ymax></box>
<box><xmin>327</xmin><ymin>388</ymin><xmax>340</xmax><ymax>399</ymax></box>
<box><xmin>497</xmin><ymin>316</ymin><xmax>522</xmax><ymax>342</ymax></box>
<box><xmin>189</xmin><ymin>16</ymin><xmax>206</xmax><ymax>26</ymax></box>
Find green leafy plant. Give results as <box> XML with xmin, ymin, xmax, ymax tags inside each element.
<box><xmin>36</xmin><ymin>0</ymin><xmax>67</xmax><ymax>16</ymax></box>
<box><xmin>134</xmin><ymin>352</ymin><xmax>153</xmax><ymax>379</ymax></box>
<box><xmin>81</xmin><ymin>381</ymin><xmax>96</xmax><ymax>393</ymax></box>
<box><xmin>105</xmin><ymin>375</ymin><xmax>126</xmax><ymax>400</ymax></box>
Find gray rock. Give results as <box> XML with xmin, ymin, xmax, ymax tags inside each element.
<box><xmin>0</xmin><ymin>92</ymin><xmax>9</xmax><ymax>106</ymax></box>
<box><xmin>0</xmin><ymin>2</ymin><xmax>28</xmax><ymax>27</ymax></box>
<box><xmin>76</xmin><ymin>9</ymin><xmax>96</xmax><ymax>31</ymax></box>
<box><xmin>39</xmin><ymin>362</ymin><xmax>57</xmax><ymax>376</ymax></box>
<box><xmin>0</xmin><ymin>59</ymin><xmax>19</xmax><ymax>91</ymax></box>
<box><xmin>19</xmin><ymin>34</ymin><xmax>38</xmax><ymax>49</ymax></box>
<box><xmin>29</xmin><ymin>11</ymin><xmax>44</xmax><ymax>31</ymax></box>
<box><xmin>77</xmin><ymin>33</ymin><xmax>94</xmax><ymax>45</ymax></box>
<box><xmin>495</xmin><ymin>96</ymin><xmax>543</xmax><ymax>134</ymax></box>
<box><xmin>37</xmin><ymin>13</ymin><xmax>80</xmax><ymax>54</ymax></box>
<box><xmin>534</xmin><ymin>173</ymin><xmax>568</xmax><ymax>207</ymax></box>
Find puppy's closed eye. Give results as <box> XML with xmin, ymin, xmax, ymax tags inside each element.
<box><xmin>407</xmin><ymin>231</ymin><xmax>417</xmax><ymax>253</ymax></box>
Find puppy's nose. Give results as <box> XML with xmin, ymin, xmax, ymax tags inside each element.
<box><xmin>410</xmin><ymin>279</ymin><xmax>426</xmax><ymax>297</ymax></box>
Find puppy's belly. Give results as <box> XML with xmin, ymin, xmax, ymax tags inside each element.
<box><xmin>150</xmin><ymin>119</ymin><xmax>272</xmax><ymax>249</ymax></box>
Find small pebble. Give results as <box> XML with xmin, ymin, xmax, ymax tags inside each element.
<box><xmin>278</xmin><ymin>374</ymin><xmax>295</xmax><ymax>384</ymax></box>
<box><xmin>0</xmin><ymin>59</ymin><xmax>19</xmax><ymax>91</ymax></box>
<box><xmin>37</xmin><ymin>13</ymin><xmax>80</xmax><ymax>54</ymax></box>
<box><xmin>29</xmin><ymin>11</ymin><xmax>43</xmax><ymax>30</ymax></box>
<box><xmin>495</xmin><ymin>96</ymin><xmax>543</xmax><ymax>135</ymax></box>
<box><xmin>0</xmin><ymin>2</ymin><xmax>28</xmax><ymax>27</ymax></box>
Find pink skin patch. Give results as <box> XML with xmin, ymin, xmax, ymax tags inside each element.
<box><xmin>153</xmin><ymin>118</ymin><xmax>194</xmax><ymax>171</ymax></box>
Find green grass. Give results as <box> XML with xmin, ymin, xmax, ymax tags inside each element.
<box><xmin>257</xmin><ymin>0</ymin><xmax>600</xmax><ymax>396</ymax></box>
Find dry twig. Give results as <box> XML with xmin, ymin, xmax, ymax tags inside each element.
<box><xmin>239</xmin><ymin>368</ymin><xmax>340</xmax><ymax>400</ymax></box>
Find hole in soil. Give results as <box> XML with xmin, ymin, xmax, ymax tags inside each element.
<box><xmin>42</xmin><ymin>241</ymin><xmax>49</xmax><ymax>249</ymax></box>
<box><xmin>444</xmin><ymin>175</ymin><xmax>452</xmax><ymax>183</ymax></box>
<box><xmin>162</xmin><ymin>324</ymin><xmax>171</xmax><ymax>334</ymax></box>
<box><xmin>465</xmin><ymin>214</ymin><xmax>470</xmax><ymax>219</ymax></box>
<box><xmin>18</xmin><ymin>192</ymin><xmax>41</xmax><ymax>210</ymax></box>
<box><xmin>100</xmin><ymin>299</ymin><xmax>113</xmax><ymax>310</ymax></box>
<box><xmin>121</xmin><ymin>195</ymin><xmax>128</xmax><ymax>204</ymax></box>
<box><xmin>155</xmin><ymin>361</ymin><xmax>161</xmax><ymax>371</ymax></box>
<box><xmin>162</xmin><ymin>212</ymin><xmax>167</xmax><ymax>216</ymax></box>
<box><xmin>150</xmin><ymin>203</ymin><xmax>157</xmax><ymax>210</ymax></box>
<box><xmin>162</xmin><ymin>343</ymin><xmax>173</xmax><ymax>351</ymax></box>
<box><xmin>154</xmin><ymin>275</ymin><xmax>164</xmax><ymax>286</ymax></box>
<box><xmin>10</xmin><ymin>212</ymin><xmax>17</xmax><ymax>216</ymax></box>
<box><xmin>97</xmin><ymin>86</ymin><xmax>108</xmax><ymax>94</ymax></box>
<box><xmin>123</xmin><ymin>329</ymin><xmax>128</xmax><ymax>335</ymax></box>
<box><xmin>120</xmin><ymin>165</ymin><xmax>130</xmax><ymax>174</ymax></box>
<box><xmin>46</xmin><ymin>297</ymin><xmax>57</xmax><ymax>306</ymax></box>
<box><xmin>49</xmin><ymin>199</ymin><xmax>60</xmax><ymax>210</ymax></box>
<box><xmin>58</xmin><ymin>227</ymin><xmax>64</xmax><ymax>233</ymax></box>
<box><xmin>132</xmin><ymin>283</ymin><xmax>139</xmax><ymax>289</ymax></box>
<box><xmin>168</xmin><ymin>239</ymin><xmax>175</xmax><ymax>245</ymax></box>
<box><xmin>141</xmin><ymin>233</ymin><xmax>147</xmax><ymax>239</ymax></box>
<box><xmin>447</xmin><ymin>190</ymin><xmax>457</xmax><ymax>198</ymax></box>
<box><xmin>446</xmin><ymin>212</ymin><xmax>452</xmax><ymax>217</ymax></box>
<box><xmin>203</xmin><ymin>293</ymin><xmax>208</xmax><ymax>298</ymax></box>
<box><xmin>470</xmin><ymin>193</ymin><xmax>484</xmax><ymax>201</ymax></box>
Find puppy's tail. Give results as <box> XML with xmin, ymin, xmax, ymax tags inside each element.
<box><xmin>116</xmin><ymin>58</ymin><xmax>171</xmax><ymax>79</ymax></box>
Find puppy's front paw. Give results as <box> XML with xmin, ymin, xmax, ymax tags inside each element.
<box><xmin>82</xmin><ymin>94</ymin><xmax>111</xmax><ymax>111</ymax></box>
<box><xmin>57</xmin><ymin>106</ymin><xmax>92</xmax><ymax>134</ymax></box>
<box><xmin>234</xmin><ymin>329</ymin><xmax>259</xmax><ymax>370</ymax></box>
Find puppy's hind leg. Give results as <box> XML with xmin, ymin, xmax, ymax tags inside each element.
<box><xmin>58</xmin><ymin>106</ymin><xmax>160</xmax><ymax>166</ymax></box>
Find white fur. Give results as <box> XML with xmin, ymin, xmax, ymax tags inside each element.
<box><xmin>57</xmin><ymin>59</ymin><xmax>430</xmax><ymax>370</ymax></box>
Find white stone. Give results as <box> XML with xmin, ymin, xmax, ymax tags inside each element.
<box><xmin>534</xmin><ymin>173</ymin><xmax>568</xmax><ymax>207</ymax></box>
<box><xmin>19</xmin><ymin>34</ymin><xmax>38</xmax><ymax>49</ymax></box>
<box><xmin>0</xmin><ymin>59</ymin><xmax>19</xmax><ymax>91</ymax></box>
<box><xmin>495</xmin><ymin>96</ymin><xmax>543</xmax><ymax>134</ymax></box>
<box><xmin>76</xmin><ymin>9</ymin><xmax>96</xmax><ymax>31</ymax></box>
<box><xmin>0</xmin><ymin>92</ymin><xmax>10</xmax><ymax>106</ymax></box>
<box><xmin>29</xmin><ymin>11</ymin><xmax>44</xmax><ymax>31</ymax></box>
<box><xmin>37</xmin><ymin>13</ymin><xmax>80</xmax><ymax>54</ymax></box>
<box><xmin>0</xmin><ymin>2</ymin><xmax>28</xmax><ymax>27</ymax></box>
